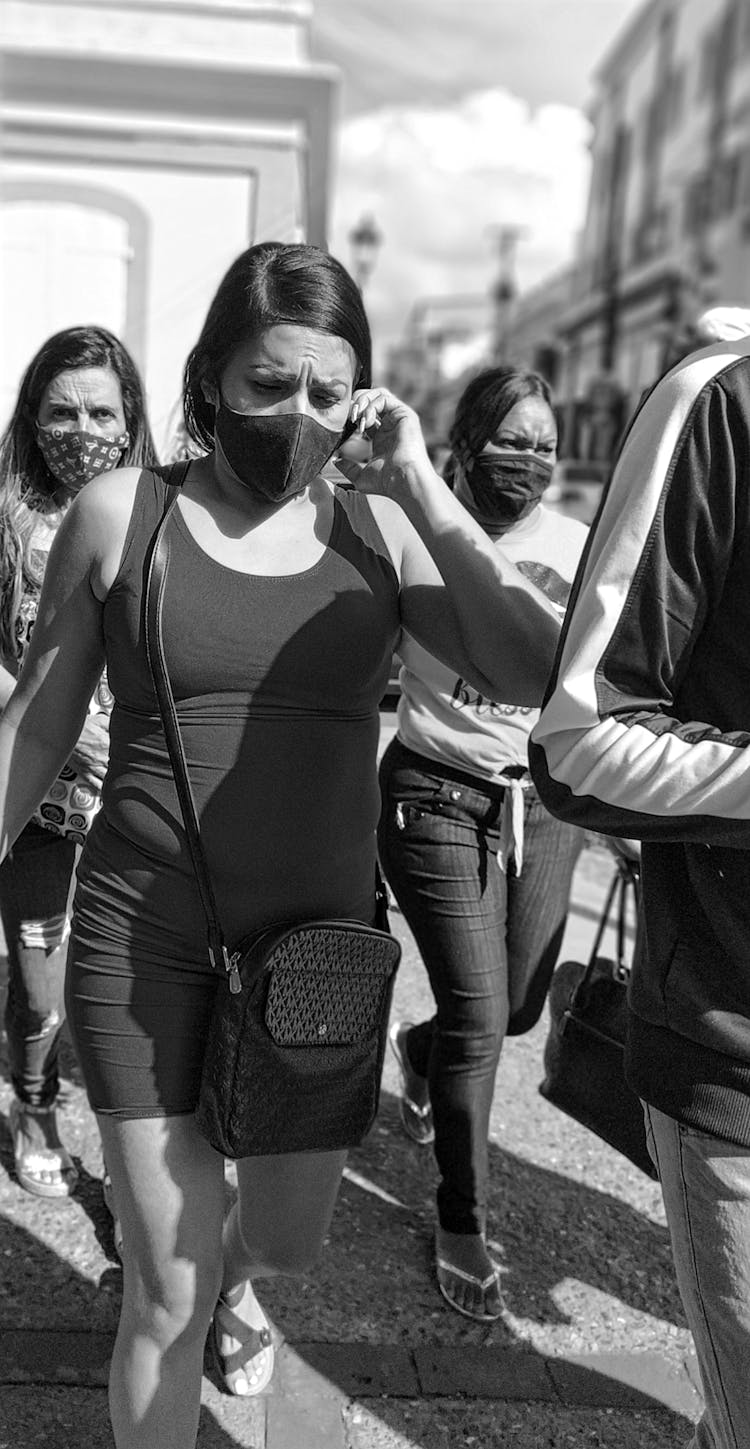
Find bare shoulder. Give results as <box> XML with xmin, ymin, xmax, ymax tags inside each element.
<box><xmin>359</xmin><ymin>493</ymin><xmax>412</xmax><ymax>551</ymax></box>
<box><xmin>54</xmin><ymin>466</ymin><xmax>146</xmax><ymax>598</ymax></box>
<box><xmin>72</xmin><ymin>466</ymin><xmax>143</xmax><ymax>530</ymax></box>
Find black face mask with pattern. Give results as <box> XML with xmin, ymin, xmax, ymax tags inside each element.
<box><xmin>465</xmin><ymin>451</ymin><xmax>554</xmax><ymax>532</ymax></box>
<box><xmin>214</xmin><ymin>404</ymin><xmax>344</xmax><ymax>503</ymax></box>
<box><xmin>35</xmin><ymin>425</ymin><xmax>129</xmax><ymax>494</ymax></box>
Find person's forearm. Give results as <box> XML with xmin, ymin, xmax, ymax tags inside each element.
<box><xmin>0</xmin><ymin>694</ymin><xmax>90</xmax><ymax>857</ymax></box>
<box><xmin>395</xmin><ymin>461</ymin><xmax>560</xmax><ymax>703</ymax></box>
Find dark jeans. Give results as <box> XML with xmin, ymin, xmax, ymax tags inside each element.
<box><xmin>377</xmin><ymin>737</ymin><xmax>583</xmax><ymax>1235</ymax></box>
<box><xmin>0</xmin><ymin>824</ymin><xmax>78</xmax><ymax>1107</ymax></box>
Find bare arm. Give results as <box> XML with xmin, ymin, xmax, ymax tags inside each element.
<box><xmin>0</xmin><ymin>481</ymin><xmax>126</xmax><ymax>856</ymax></box>
<box><xmin>338</xmin><ymin>389</ymin><xmax>560</xmax><ymax>705</ymax></box>
<box><xmin>0</xmin><ymin>654</ymin><xmax>111</xmax><ymax>790</ymax></box>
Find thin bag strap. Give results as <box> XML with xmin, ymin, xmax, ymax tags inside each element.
<box><xmin>581</xmin><ymin>855</ymin><xmax>638</xmax><ymax>987</ymax></box>
<box><xmin>143</xmin><ymin>463</ymin><xmax>232</xmax><ymax>978</ymax></box>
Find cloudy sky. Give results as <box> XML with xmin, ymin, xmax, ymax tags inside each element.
<box><xmin>309</xmin><ymin>0</ymin><xmax>646</xmax><ymax>364</ymax></box>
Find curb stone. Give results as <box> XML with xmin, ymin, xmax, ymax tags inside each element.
<box><xmin>0</xmin><ymin>1331</ymin><xmax>702</xmax><ymax>1419</ymax></box>
<box><xmin>414</xmin><ymin>1345</ymin><xmax>556</xmax><ymax>1400</ymax></box>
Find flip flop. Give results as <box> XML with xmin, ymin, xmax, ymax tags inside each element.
<box><xmin>9</xmin><ymin>1099</ymin><xmax>78</xmax><ymax>1199</ymax></box>
<box><xmin>436</xmin><ymin>1253</ymin><xmax>504</xmax><ymax>1323</ymax></box>
<box><xmin>210</xmin><ymin>1285</ymin><xmax>275</xmax><ymax>1397</ymax></box>
<box><xmin>388</xmin><ymin>1020</ymin><xmax>434</xmax><ymax>1145</ymax></box>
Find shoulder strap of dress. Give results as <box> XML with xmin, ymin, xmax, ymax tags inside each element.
<box><xmin>157</xmin><ymin>459</ymin><xmax>190</xmax><ymax>497</ymax></box>
<box><xmin>333</xmin><ymin>484</ymin><xmax>395</xmax><ymax>563</ymax></box>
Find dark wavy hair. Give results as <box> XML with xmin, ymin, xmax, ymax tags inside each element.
<box><xmin>442</xmin><ymin>366</ymin><xmax>554</xmax><ymax>487</ymax></box>
<box><xmin>183</xmin><ymin>242</ymin><xmax>372</xmax><ymax>451</ymax></box>
<box><xmin>0</xmin><ymin>325</ymin><xmax>157</xmax><ymax>661</ymax></box>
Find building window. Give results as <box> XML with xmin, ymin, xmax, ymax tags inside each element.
<box><xmin>631</xmin><ymin>204</ymin><xmax>669</xmax><ymax>264</ymax></box>
<box><xmin>644</xmin><ymin>96</ymin><xmax>660</xmax><ymax>155</ymax></box>
<box><xmin>666</xmin><ymin>66</ymin><xmax>685</xmax><ymax>130</ymax></box>
<box><xmin>715</xmin><ymin>153</ymin><xmax>741</xmax><ymax>216</ymax></box>
<box><xmin>726</xmin><ymin>0</ymin><xmax>744</xmax><ymax>54</ymax></box>
<box><xmin>684</xmin><ymin>173</ymin><xmax>711</xmax><ymax>236</ymax></box>
<box><xmin>698</xmin><ymin>29</ymin><xmax>719</xmax><ymax>98</ymax></box>
<box><xmin>683</xmin><ymin>155</ymin><xmax>742</xmax><ymax>236</ymax></box>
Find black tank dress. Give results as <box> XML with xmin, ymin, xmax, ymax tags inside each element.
<box><xmin>66</xmin><ymin>469</ymin><xmax>400</xmax><ymax>1118</ymax></box>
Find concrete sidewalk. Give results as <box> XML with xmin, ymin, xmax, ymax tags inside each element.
<box><xmin>0</xmin><ymin>833</ymin><xmax>702</xmax><ymax>1448</ymax></box>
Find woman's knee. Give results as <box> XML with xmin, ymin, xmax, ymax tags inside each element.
<box><xmin>436</xmin><ymin>1007</ymin><xmax>507</xmax><ymax>1065</ymax></box>
<box><xmin>126</xmin><ymin>1250</ymin><xmax>221</xmax><ymax>1345</ymax></box>
<box><xmin>259</xmin><ymin>1238</ymin><xmax>325</xmax><ymax>1277</ymax></box>
<box><xmin>231</xmin><ymin>1149</ymin><xmax>345</xmax><ymax>1280</ymax></box>
<box><xmin>233</xmin><ymin>1217</ymin><xmax>324</xmax><ymax>1277</ymax></box>
<box><xmin>106</xmin><ymin>1126</ymin><xmax>225</xmax><ymax>1344</ymax></box>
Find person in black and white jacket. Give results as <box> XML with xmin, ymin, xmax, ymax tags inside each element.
<box><xmin>530</xmin><ymin>328</ymin><xmax>750</xmax><ymax>1449</ymax></box>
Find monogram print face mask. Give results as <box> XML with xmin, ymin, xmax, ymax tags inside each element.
<box><xmin>36</xmin><ymin>426</ymin><xmax>130</xmax><ymax>493</ymax></box>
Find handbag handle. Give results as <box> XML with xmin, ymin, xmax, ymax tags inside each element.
<box><xmin>143</xmin><ymin>463</ymin><xmax>238</xmax><ymax>986</ymax></box>
<box><xmin>582</xmin><ymin>854</ymin><xmax>639</xmax><ymax>989</ymax></box>
<box><xmin>143</xmin><ymin>464</ymin><xmax>389</xmax><ymax>989</ymax></box>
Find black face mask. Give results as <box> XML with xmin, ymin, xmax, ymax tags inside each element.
<box><xmin>466</xmin><ymin>452</ymin><xmax>554</xmax><ymax>532</ymax></box>
<box><xmin>214</xmin><ymin>405</ymin><xmax>344</xmax><ymax>503</ymax></box>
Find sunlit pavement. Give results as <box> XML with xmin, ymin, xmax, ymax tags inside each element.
<box><xmin>0</xmin><ymin>710</ymin><xmax>703</xmax><ymax>1447</ymax></box>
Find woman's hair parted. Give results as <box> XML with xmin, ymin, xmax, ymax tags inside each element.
<box><xmin>442</xmin><ymin>366</ymin><xmax>554</xmax><ymax>487</ymax></box>
<box><xmin>0</xmin><ymin>325</ymin><xmax>158</xmax><ymax>662</ymax></box>
<box><xmin>183</xmin><ymin>242</ymin><xmax>373</xmax><ymax>451</ymax></box>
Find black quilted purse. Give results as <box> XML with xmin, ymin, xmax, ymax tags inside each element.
<box><xmin>144</xmin><ymin>472</ymin><xmax>401</xmax><ymax>1158</ymax></box>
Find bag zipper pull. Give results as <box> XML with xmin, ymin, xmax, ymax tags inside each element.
<box><xmin>222</xmin><ymin>946</ymin><xmax>242</xmax><ymax>995</ymax></box>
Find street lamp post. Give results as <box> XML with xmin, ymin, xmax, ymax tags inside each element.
<box><xmin>348</xmin><ymin>213</ymin><xmax>383</xmax><ymax>293</ymax></box>
<box><xmin>488</xmin><ymin>224</ymin><xmax>524</xmax><ymax>361</ymax></box>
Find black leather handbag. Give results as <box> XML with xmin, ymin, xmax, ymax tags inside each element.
<box><xmin>144</xmin><ymin>472</ymin><xmax>401</xmax><ymax>1158</ymax></box>
<box><xmin>539</xmin><ymin>851</ymin><xmax>657</xmax><ymax>1179</ymax></box>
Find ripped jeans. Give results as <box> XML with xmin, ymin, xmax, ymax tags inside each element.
<box><xmin>0</xmin><ymin>824</ymin><xmax>78</xmax><ymax>1108</ymax></box>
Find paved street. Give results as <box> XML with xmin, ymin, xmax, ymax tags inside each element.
<box><xmin>0</xmin><ymin>711</ymin><xmax>701</xmax><ymax>1447</ymax></box>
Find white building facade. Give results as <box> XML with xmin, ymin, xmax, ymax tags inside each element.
<box><xmin>0</xmin><ymin>0</ymin><xmax>338</xmax><ymax>447</ymax></box>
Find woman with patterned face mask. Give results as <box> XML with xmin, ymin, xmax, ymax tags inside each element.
<box><xmin>0</xmin><ymin>326</ymin><xmax>157</xmax><ymax>1205</ymax></box>
<box><xmin>378</xmin><ymin>366</ymin><xmax>589</xmax><ymax>1322</ymax></box>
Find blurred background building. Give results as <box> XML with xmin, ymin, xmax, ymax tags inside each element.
<box><xmin>0</xmin><ymin>0</ymin><xmax>338</xmax><ymax>448</ymax></box>
<box><xmin>385</xmin><ymin>294</ymin><xmax>493</xmax><ymax>460</ymax></box>
<box><xmin>386</xmin><ymin>0</ymin><xmax>750</xmax><ymax>473</ymax></box>
<box><xmin>3</xmin><ymin>0</ymin><xmax>749</xmax><ymax>474</ymax></box>
<box><xmin>550</xmin><ymin>0</ymin><xmax>750</xmax><ymax>460</ymax></box>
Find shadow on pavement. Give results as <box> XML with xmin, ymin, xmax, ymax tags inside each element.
<box><xmin>1</xmin><ymin>1046</ymin><xmax>693</xmax><ymax>1448</ymax></box>
<box><xmin>257</xmin><ymin>1085</ymin><xmax>695</xmax><ymax>1444</ymax></box>
<box><xmin>259</xmin><ymin>1084</ymin><xmax>685</xmax><ymax>1341</ymax></box>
